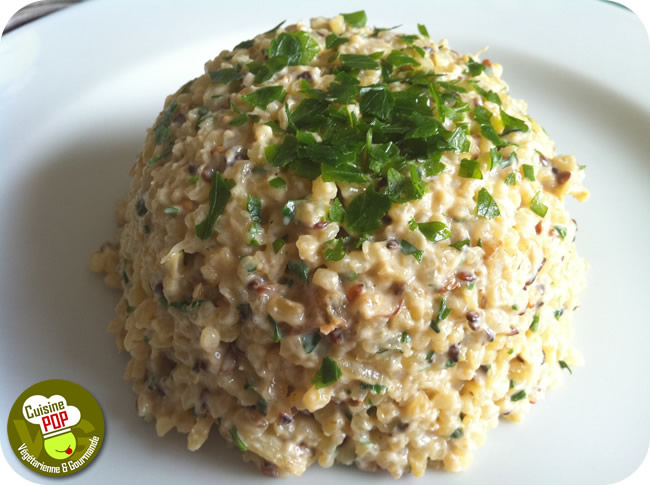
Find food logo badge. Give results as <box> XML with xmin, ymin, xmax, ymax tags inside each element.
<box><xmin>7</xmin><ymin>379</ymin><xmax>105</xmax><ymax>477</ymax></box>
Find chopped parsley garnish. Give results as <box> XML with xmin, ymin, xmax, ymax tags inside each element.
<box><xmin>473</xmin><ymin>106</ymin><xmax>507</xmax><ymax>147</ymax></box>
<box><xmin>555</xmin><ymin>225</ymin><xmax>567</xmax><ymax>239</ymax></box>
<box><xmin>287</xmin><ymin>260</ymin><xmax>309</xmax><ymax>282</ymax></box>
<box><xmin>281</xmin><ymin>200</ymin><xmax>296</xmax><ymax>225</ymax></box>
<box><xmin>450</xmin><ymin>428</ymin><xmax>464</xmax><ymax>439</ymax></box>
<box><xmin>476</xmin><ymin>188</ymin><xmax>500</xmax><ymax>219</ymax></box>
<box><xmin>504</xmin><ymin>173</ymin><xmax>516</xmax><ymax>185</ymax></box>
<box><xmin>247</xmin><ymin>195</ymin><xmax>263</xmax><ymax>245</ymax></box>
<box><xmin>431</xmin><ymin>298</ymin><xmax>451</xmax><ymax>333</ymax></box>
<box><xmin>209</xmin><ymin>68</ymin><xmax>243</xmax><ymax>84</ymax></box>
<box><xmin>269</xmin><ymin>316</ymin><xmax>282</xmax><ymax>342</ymax></box>
<box><xmin>312</xmin><ymin>356</ymin><xmax>342</xmax><ymax>389</ymax></box>
<box><xmin>244</xmin><ymin>384</ymin><xmax>268</xmax><ymax>416</ymax></box>
<box><xmin>386</xmin><ymin>50</ymin><xmax>420</xmax><ymax>67</ymax></box>
<box><xmin>154</xmin><ymin>100</ymin><xmax>178</xmax><ymax>145</ymax></box>
<box><xmin>347</xmin><ymin>272</ymin><xmax>358</xmax><ymax>281</ymax></box>
<box><xmin>426</xmin><ymin>350</ymin><xmax>435</xmax><ymax>362</ymax></box>
<box><xmin>554</xmin><ymin>309</ymin><xmax>564</xmax><ymax>320</ymax></box>
<box><xmin>459</xmin><ymin>159</ymin><xmax>483</xmax><ymax>179</ymax></box>
<box><xmin>326</xmin><ymin>33</ymin><xmax>349</xmax><ymax>49</ymax></box>
<box><xmin>445</xmin><ymin>360</ymin><xmax>457</xmax><ymax>368</ymax></box>
<box><xmin>500</xmin><ymin>109</ymin><xmax>529</xmax><ymax>135</ymax></box>
<box><xmin>417</xmin><ymin>221</ymin><xmax>452</xmax><ymax>242</ymax></box>
<box><xmin>530</xmin><ymin>314</ymin><xmax>540</xmax><ymax>332</ymax></box>
<box><xmin>272</xmin><ymin>238</ymin><xmax>286</xmax><ymax>253</ymax></box>
<box><xmin>269</xmin><ymin>32</ymin><xmax>320</xmax><ymax>66</ymax></box>
<box><xmin>269</xmin><ymin>177</ymin><xmax>286</xmax><ymax>189</ymax></box>
<box><xmin>163</xmin><ymin>206</ymin><xmax>179</xmax><ymax>216</ymax></box>
<box><xmin>510</xmin><ymin>379</ymin><xmax>515</xmax><ymax>389</ymax></box>
<box><xmin>469</xmin><ymin>81</ymin><xmax>501</xmax><ymax>105</ymax></box>
<box><xmin>417</xmin><ymin>23</ymin><xmax>430</xmax><ymax>37</ymax></box>
<box><xmin>511</xmin><ymin>390</ymin><xmax>527</xmax><ymax>402</ymax></box>
<box><xmin>400</xmin><ymin>331</ymin><xmax>410</xmax><ymax>343</ymax></box>
<box><xmin>530</xmin><ymin>191</ymin><xmax>548</xmax><ymax>217</ymax></box>
<box><xmin>323</xmin><ymin>238</ymin><xmax>346</xmax><ymax>261</ymax></box>
<box><xmin>360</xmin><ymin>382</ymin><xmax>387</xmax><ymax>394</ymax></box>
<box><xmin>360</xmin><ymin>84</ymin><xmax>394</xmax><ymax>120</ymax></box>
<box><xmin>328</xmin><ymin>199</ymin><xmax>345</xmax><ymax>223</ymax></box>
<box><xmin>340</xmin><ymin>54</ymin><xmax>380</xmax><ymax>70</ymax></box>
<box><xmin>234</xmin><ymin>39</ymin><xmax>254</xmax><ymax>50</ymax></box>
<box><xmin>188</xmin><ymin>175</ymin><xmax>199</xmax><ymax>184</ymax></box>
<box><xmin>242</xmin><ymin>86</ymin><xmax>287</xmax><ymax>109</ymax></box>
<box><xmin>522</xmin><ymin>164</ymin><xmax>535</xmax><ymax>181</ymax></box>
<box><xmin>345</xmin><ymin>188</ymin><xmax>391</xmax><ymax>234</ymax></box>
<box><xmin>302</xmin><ymin>332</ymin><xmax>321</xmax><ymax>354</ymax></box>
<box><xmin>450</xmin><ymin>239</ymin><xmax>470</xmax><ymax>250</ymax></box>
<box><xmin>400</xmin><ymin>240</ymin><xmax>423</xmax><ymax>263</ymax></box>
<box><xmin>230</xmin><ymin>427</ymin><xmax>248</xmax><ymax>451</ymax></box>
<box><xmin>195</xmin><ymin>173</ymin><xmax>235</xmax><ymax>240</ymax></box>
<box><xmin>489</xmin><ymin>147</ymin><xmax>517</xmax><ymax>170</ymax></box>
<box><xmin>341</xmin><ymin>10</ymin><xmax>367</xmax><ymax>27</ymax></box>
<box><xmin>466</xmin><ymin>57</ymin><xmax>485</xmax><ymax>77</ymax></box>
<box><xmin>147</xmin><ymin>148</ymin><xmax>172</xmax><ymax>165</ymax></box>
<box><xmin>559</xmin><ymin>360</ymin><xmax>573</xmax><ymax>374</ymax></box>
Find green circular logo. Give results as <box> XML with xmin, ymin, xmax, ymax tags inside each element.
<box><xmin>6</xmin><ymin>379</ymin><xmax>105</xmax><ymax>477</ymax></box>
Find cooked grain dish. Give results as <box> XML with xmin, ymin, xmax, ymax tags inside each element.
<box><xmin>90</xmin><ymin>11</ymin><xmax>588</xmax><ymax>478</ymax></box>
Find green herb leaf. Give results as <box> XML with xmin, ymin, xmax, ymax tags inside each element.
<box><xmin>522</xmin><ymin>164</ymin><xmax>535</xmax><ymax>181</ymax></box>
<box><xmin>476</xmin><ymin>188</ymin><xmax>500</xmax><ymax>219</ymax></box>
<box><xmin>504</xmin><ymin>173</ymin><xmax>516</xmax><ymax>185</ymax></box>
<box><xmin>312</xmin><ymin>356</ymin><xmax>342</xmax><ymax>389</ymax></box>
<box><xmin>269</xmin><ymin>316</ymin><xmax>282</xmax><ymax>342</ymax></box>
<box><xmin>326</xmin><ymin>33</ymin><xmax>349</xmax><ymax>49</ymax></box>
<box><xmin>328</xmin><ymin>199</ymin><xmax>345</xmax><ymax>223</ymax></box>
<box><xmin>340</xmin><ymin>54</ymin><xmax>380</xmax><ymax>70</ymax></box>
<box><xmin>234</xmin><ymin>39</ymin><xmax>254</xmax><ymax>50</ymax></box>
<box><xmin>269</xmin><ymin>177</ymin><xmax>287</xmax><ymax>189</ymax></box>
<box><xmin>324</xmin><ymin>238</ymin><xmax>346</xmax><ymax>261</ymax></box>
<box><xmin>269</xmin><ymin>32</ymin><xmax>320</xmax><ymax>66</ymax></box>
<box><xmin>360</xmin><ymin>84</ymin><xmax>394</xmax><ymax>121</ymax></box>
<box><xmin>273</xmin><ymin>238</ymin><xmax>286</xmax><ymax>253</ymax></box>
<box><xmin>302</xmin><ymin>332</ymin><xmax>321</xmax><ymax>354</ymax></box>
<box><xmin>264</xmin><ymin>20</ymin><xmax>286</xmax><ymax>35</ymax></box>
<box><xmin>154</xmin><ymin>100</ymin><xmax>178</xmax><ymax>145</ymax></box>
<box><xmin>554</xmin><ymin>309</ymin><xmax>564</xmax><ymax>320</ymax></box>
<box><xmin>345</xmin><ymin>188</ymin><xmax>392</xmax><ymax>234</ymax></box>
<box><xmin>247</xmin><ymin>195</ymin><xmax>262</xmax><ymax>222</ymax></box>
<box><xmin>426</xmin><ymin>350</ymin><xmax>435</xmax><ymax>362</ymax></box>
<box><xmin>341</xmin><ymin>10</ymin><xmax>367</xmax><ymax>27</ymax></box>
<box><xmin>147</xmin><ymin>148</ymin><xmax>172</xmax><ymax>165</ymax></box>
<box><xmin>432</xmin><ymin>297</ymin><xmax>451</xmax><ymax>333</ymax></box>
<box><xmin>474</xmin><ymin>106</ymin><xmax>507</xmax><ymax>147</ymax></box>
<box><xmin>360</xmin><ymin>382</ymin><xmax>387</xmax><ymax>394</ymax></box>
<box><xmin>559</xmin><ymin>360</ymin><xmax>573</xmax><ymax>374</ymax></box>
<box><xmin>242</xmin><ymin>86</ymin><xmax>287</xmax><ymax>109</ymax></box>
<box><xmin>469</xmin><ymin>81</ymin><xmax>501</xmax><ymax>105</ymax></box>
<box><xmin>209</xmin><ymin>68</ymin><xmax>243</xmax><ymax>84</ymax></box>
<box><xmin>195</xmin><ymin>173</ymin><xmax>235</xmax><ymax>240</ymax></box>
<box><xmin>288</xmin><ymin>260</ymin><xmax>309</xmax><ymax>282</ymax></box>
<box><xmin>386</xmin><ymin>50</ymin><xmax>420</xmax><ymax>67</ymax></box>
<box><xmin>459</xmin><ymin>159</ymin><xmax>483</xmax><ymax>179</ymax></box>
<box><xmin>529</xmin><ymin>314</ymin><xmax>540</xmax><ymax>332</ymax></box>
<box><xmin>555</xmin><ymin>225</ymin><xmax>567</xmax><ymax>239</ymax></box>
<box><xmin>230</xmin><ymin>426</ymin><xmax>248</xmax><ymax>451</ymax></box>
<box><xmin>417</xmin><ymin>221</ymin><xmax>452</xmax><ymax>242</ymax></box>
<box><xmin>466</xmin><ymin>57</ymin><xmax>485</xmax><ymax>77</ymax></box>
<box><xmin>445</xmin><ymin>360</ymin><xmax>457</xmax><ymax>368</ymax></box>
<box><xmin>321</xmin><ymin>163</ymin><xmax>370</xmax><ymax>184</ymax></box>
<box><xmin>450</xmin><ymin>239</ymin><xmax>470</xmax><ymax>250</ymax></box>
<box><xmin>400</xmin><ymin>240</ymin><xmax>423</xmax><ymax>263</ymax></box>
<box><xmin>511</xmin><ymin>390</ymin><xmax>527</xmax><ymax>402</ymax></box>
<box><xmin>500</xmin><ymin>109</ymin><xmax>529</xmax><ymax>135</ymax></box>
<box><xmin>530</xmin><ymin>191</ymin><xmax>548</xmax><ymax>217</ymax></box>
<box><xmin>417</xmin><ymin>24</ymin><xmax>430</xmax><ymax>37</ymax></box>
<box><xmin>281</xmin><ymin>200</ymin><xmax>296</xmax><ymax>225</ymax></box>
<box><xmin>446</xmin><ymin>124</ymin><xmax>471</xmax><ymax>152</ymax></box>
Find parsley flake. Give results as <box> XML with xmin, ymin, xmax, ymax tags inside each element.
<box><xmin>530</xmin><ymin>192</ymin><xmax>548</xmax><ymax>217</ymax></box>
<box><xmin>328</xmin><ymin>199</ymin><xmax>345</xmax><ymax>223</ymax></box>
<box><xmin>511</xmin><ymin>390</ymin><xmax>527</xmax><ymax>402</ymax></box>
<box><xmin>345</xmin><ymin>188</ymin><xmax>391</xmax><ymax>234</ymax></box>
<box><xmin>242</xmin><ymin>86</ymin><xmax>287</xmax><ymax>109</ymax></box>
<box><xmin>417</xmin><ymin>221</ymin><xmax>452</xmax><ymax>243</ymax></box>
<box><xmin>195</xmin><ymin>173</ymin><xmax>235</xmax><ymax>240</ymax></box>
<box><xmin>341</xmin><ymin>10</ymin><xmax>367</xmax><ymax>27</ymax></box>
<box><xmin>476</xmin><ymin>188</ymin><xmax>500</xmax><ymax>219</ymax></box>
<box><xmin>230</xmin><ymin>427</ymin><xmax>248</xmax><ymax>451</ymax></box>
<box><xmin>269</xmin><ymin>177</ymin><xmax>286</xmax><ymax>189</ymax></box>
<box><xmin>312</xmin><ymin>357</ymin><xmax>342</xmax><ymax>389</ymax></box>
<box><xmin>559</xmin><ymin>360</ymin><xmax>573</xmax><ymax>374</ymax></box>
<box><xmin>450</xmin><ymin>239</ymin><xmax>470</xmax><ymax>250</ymax></box>
<box><xmin>209</xmin><ymin>68</ymin><xmax>243</xmax><ymax>84</ymax></box>
<box><xmin>340</xmin><ymin>54</ymin><xmax>380</xmax><ymax>70</ymax></box>
<box><xmin>302</xmin><ymin>332</ymin><xmax>321</xmax><ymax>354</ymax></box>
<box><xmin>400</xmin><ymin>240</ymin><xmax>423</xmax><ymax>263</ymax></box>
<box><xmin>459</xmin><ymin>159</ymin><xmax>483</xmax><ymax>179</ymax></box>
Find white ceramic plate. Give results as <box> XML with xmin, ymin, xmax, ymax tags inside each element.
<box><xmin>1</xmin><ymin>1</ymin><xmax>648</xmax><ymax>483</ymax></box>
